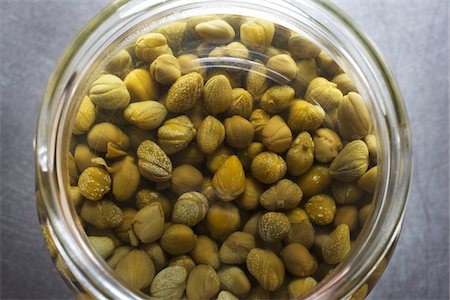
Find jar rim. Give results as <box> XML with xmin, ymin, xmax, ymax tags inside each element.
<box><xmin>35</xmin><ymin>0</ymin><xmax>412</xmax><ymax>299</ymax></box>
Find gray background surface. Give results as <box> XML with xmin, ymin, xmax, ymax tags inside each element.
<box><xmin>0</xmin><ymin>0</ymin><xmax>448</xmax><ymax>299</ymax></box>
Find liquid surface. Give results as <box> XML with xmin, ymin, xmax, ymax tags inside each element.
<box><xmin>65</xmin><ymin>14</ymin><xmax>378</xmax><ymax>299</ymax></box>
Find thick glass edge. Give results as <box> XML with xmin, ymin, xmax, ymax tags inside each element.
<box><xmin>34</xmin><ymin>0</ymin><xmax>412</xmax><ymax>299</ymax></box>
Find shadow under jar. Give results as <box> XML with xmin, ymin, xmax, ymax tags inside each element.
<box><xmin>35</xmin><ymin>0</ymin><xmax>412</xmax><ymax>299</ymax></box>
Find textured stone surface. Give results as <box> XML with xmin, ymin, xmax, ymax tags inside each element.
<box><xmin>0</xmin><ymin>0</ymin><xmax>448</xmax><ymax>299</ymax></box>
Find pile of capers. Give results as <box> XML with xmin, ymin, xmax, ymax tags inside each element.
<box><xmin>61</xmin><ymin>14</ymin><xmax>378</xmax><ymax>299</ymax></box>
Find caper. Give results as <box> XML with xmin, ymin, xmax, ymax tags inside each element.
<box><xmin>160</xmin><ymin>224</ymin><xmax>197</xmax><ymax>255</ymax></box>
<box><xmin>305</xmin><ymin>194</ymin><xmax>336</xmax><ymax>225</ymax></box>
<box><xmin>296</xmin><ymin>165</ymin><xmax>332</xmax><ymax>198</ymax></box>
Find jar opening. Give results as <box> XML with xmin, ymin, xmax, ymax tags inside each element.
<box><xmin>36</xmin><ymin>1</ymin><xmax>411</xmax><ymax>299</ymax></box>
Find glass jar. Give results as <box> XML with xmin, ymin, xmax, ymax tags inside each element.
<box><xmin>35</xmin><ymin>0</ymin><xmax>412</xmax><ymax>299</ymax></box>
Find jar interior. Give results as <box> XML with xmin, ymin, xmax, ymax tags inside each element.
<box><xmin>49</xmin><ymin>2</ymin><xmax>400</xmax><ymax>299</ymax></box>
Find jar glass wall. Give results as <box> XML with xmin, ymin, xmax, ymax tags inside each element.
<box><xmin>35</xmin><ymin>0</ymin><xmax>411</xmax><ymax>299</ymax></box>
